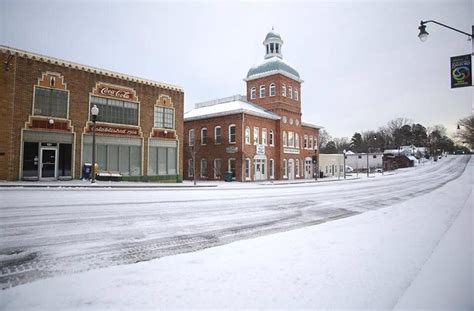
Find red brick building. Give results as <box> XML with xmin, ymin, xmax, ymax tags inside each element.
<box><xmin>0</xmin><ymin>46</ymin><xmax>184</xmax><ymax>181</ymax></box>
<box><xmin>184</xmin><ymin>30</ymin><xmax>321</xmax><ymax>182</ymax></box>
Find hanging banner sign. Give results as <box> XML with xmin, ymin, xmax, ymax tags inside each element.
<box><xmin>450</xmin><ymin>54</ymin><xmax>472</xmax><ymax>88</ymax></box>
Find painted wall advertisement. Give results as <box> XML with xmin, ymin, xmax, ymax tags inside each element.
<box><xmin>450</xmin><ymin>54</ymin><xmax>472</xmax><ymax>88</ymax></box>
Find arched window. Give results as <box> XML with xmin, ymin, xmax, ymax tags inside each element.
<box><xmin>269</xmin><ymin>130</ymin><xmax>274</xmax><ymax>146</ymax></box>
<box><xmin>295</xmin><ymin>133</ymin><xmax>300</xmax><ymax>149</ymax></box>
<box><xmin>309</xmin><ymin>135</ymin><xmax>313</xmax><ymax>149</ymax></box>
<box><xmin>269</xmin><ymin>159</ymin><xmax>274</xmax><ymax>178</ymax></box>
<box><xmin>283</xmin><ymin>131</ymin><xmax>288</xmax><ymax>147</ymax></box>
<box><xmin>254</xmin><ymin>127</ymin><xmax>259</xmax><ymax>144</ymax></box>
<box><xmin>189</xmin><ymin>129</ymin><xmax>195</xmax><ymax>146</ymax></box>
<box><xmin>229</xmin><ymin>124</ymin><xmax>236</xmax><ymax>143</ymax></box>
<box><xmin>269</xmin><ymin>83</ymin><xmax>276</xmax><ymax>96</ymax></box>
<box><xmin>295</xmin><ymin>90</ymin><xmax>299</xmax><ymax>101</ymax></box>
<box><xmin>201</xmin><ymin>128</ymin><xmax>207</xmax><ymax>145</ymax></box>
<box><xmin>245</xmin><ymin>158</ymin><xmax>251</xmax><ymax>180</ymax></box>
<box><xmin>282</xmin><ymin>84</ymin><xmax>286</xmax><ymax>96</ymax></box>
<box><xmin>200</xmin><ymin>159</ymin><xmax>207</xmax><ymax>178</ymax></box>
<box><xmin>288</xmin><ymin>131</ymin><xmax>294</xmax><ymax>148</ymax></box>
<box><xmin>289</xmin><ymin>86</ymin><xmax>293</xmax><ymax>99</ymax></box>
<box><xmin>283</xmin><ymin>159</ymin><xmax>287</xmax><ymax>178</ymax></box>
<box><xmin>214</xmin><ymin>126</ymin><xmax>221</xmax><ymax>144</ymax></box>
<box><xmin>259</xmin><ymin>85</ymin><xmax>265</xmax><ymax>98</ymax></box>
<box><xmin>251</xmin><ymin>87</ymin><xmax>256</xmax><ymax>99</ymax></box>
<box><xmin>304</xmin><ymin>135</ymin><xmax>308</xmax><ymax>149</ymax></box>
<box><xmin>245</xmin><ymin>126</ymin><xmax>251</xmax><ymax>144</ymax></box>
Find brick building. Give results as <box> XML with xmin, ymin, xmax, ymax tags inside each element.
<box><xmin>0</xmin><ymin>46</ymin><xmax>184</xmax><ymax>181</ymax></box>
<box><xmin>184</xmin><ymin>30</ymin><xmax>321</xmax><ymax>182</ymax></box>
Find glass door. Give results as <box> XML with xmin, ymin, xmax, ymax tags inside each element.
<box><xmin>40</xmin><ymin>148</ymin><xmax>57</xmax><ymax>179</ymax></box>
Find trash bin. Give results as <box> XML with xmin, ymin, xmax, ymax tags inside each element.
<box><xmin>224</xmin><ymin>171</ymin><xmax>233</xmax><ymax>182</ymax></box>
<box><xmin>83</xmin><ymin>163</ymin><xmax>92</xmax><ymax>180</ymax></box>
<box><xmin>319</xmin><ymin>171</ymin><xmax>324</xmax><ymax>179</ymax></box>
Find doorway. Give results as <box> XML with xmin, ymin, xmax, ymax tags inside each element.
<box><xmin>253</xmin><ymin>157</ymin><xmax>267</xmax><ymax>181</ymax></box>
<box><xmin>40</xmin><ymin>148</ymin><xmax>57</xmax><ymax>179</ymax></box>
<box><xmin>288</xmin><ymin>159</ymin><xmax>294</xmax><ymax>180</ymax></box>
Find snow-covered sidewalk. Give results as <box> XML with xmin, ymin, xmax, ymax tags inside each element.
<box><xmin>0</xmin><ymin>158</ymin><xmax>471</xmax><ymax>309</ymax></box>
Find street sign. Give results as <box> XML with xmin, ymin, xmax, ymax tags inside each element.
<box><xmin>450</xmin><ymin>54</ymin><xmax>472</xmax><ymax>88</ymax></box>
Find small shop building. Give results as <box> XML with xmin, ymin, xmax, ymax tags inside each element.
<box><xmin>0</xmin><ymin>46</ymin><xmax>184</xmax><ymax>181</ymax></box>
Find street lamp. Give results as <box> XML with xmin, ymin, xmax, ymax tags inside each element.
<box><xmin>343</xmin><ymin>149</ymin><xmax>346</xmax><ymax>180</ymax></box>
<box><xmin>418</xmin><ymin>20</ymin><xmax>473</xmax><ymax>42</ymax></box>
<box><xmin>91</xmin><ymin>104</ymin><xmax>99</xmax><ymax>184</ymax></box>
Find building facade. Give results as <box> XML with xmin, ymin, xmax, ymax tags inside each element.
<box><xmin>0</xmin><ymin>46</ymin><xmax>184</xmax><ymax>181</ymax></box>
<box><xmin>183</xmin><ymin>30</ymin><xmax>321</xmax><ymax>182</ymax></box>
<box><xmin>319</xmin><ymin>154</ymin><xmax>344</xmax><ymax>178</ymax></box>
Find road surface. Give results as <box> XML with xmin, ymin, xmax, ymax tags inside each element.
<box><xmin>0</xmin><ymin>155</ymin><xmax>469</xmax><ymax>288</ymax></box>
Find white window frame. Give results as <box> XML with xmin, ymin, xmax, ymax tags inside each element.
<box><xmin>296</xmin><ymin>159</ymin><xmax>300</xmax><ymax>177</ymax></box>
<box><xmin>295</xmin><ymin>133</ymin><xmax>300</xmax><ymax>149</ymax></box>
<box><xmin>269</xmin><ymin>158</ymin><xmax>275</xmax><ymax>179</ymax></box>
<box><xmin>288</xmin><ymin>131</ymin><xmax>294</xmax><ymax>148</ymax></box>
<box><xmin>189</xmin><ymin>129</ymin><xmax>195</xmax><ymax>146</ymax></box>
<box><xmin>304</xmin><ymin>135</ymin><xmax>308</xmax><ymax>149</ymax></box>
<box><xmin>200</xmin><ymin>159</ymin><xmax>207</xmax><ymax>178</ymax></box>
<box><xmin>269</xmin><ymin>130</ymin><xmax>274</xmax><ymax>146</ymax></box>
<box><xmin>314</xmin><ymin>137</ymin><xmax>318</xmax><ymax>150</ymax></box>
<box><xmin>214</xmin><ymin>126</ymin><xmax>221</xmax><ymax>144</ymax></box>
<box><xmin>262</xmin><ymin>128</ymin><xmax>267</xmax><ymax>146</ymax></box>
<box><xmin>251</xmin><ymin>87</ymin><xmax>256</xmax><ymax>100</ymax></box>
<box><xmin>283</xmin><ymin>159</ymin><xmax>288</xmax><ymax>178</ymax></box>
<box><xmin>245</xmin><ymin>158</ymin><xmax>251</xmax><ymax>180</ymax></box>
<box><xmin>283</xmin><ymin>131</ymin><xmax>287</xmax><ymax>147</ymax></box>
<box><xmin>245</xmin><ymin>126</ymin><xmax>251</xmax><ymax>145</ymax></box>
<box><xmin>254</xmin><ymin>127</ymin><xmax>259</xmax><ymax>145</ymax></box>
<box><xmin>269</xmin><ymin>83</ymin><xmax>276</xmax><ymax>96</ymax></box>
<box><xmin>201</xmin><ymin>127</ymin><xmax>207</xmax><ymax>145</ymax></box>
<box><xmin>229</xmin><ymin>124</ymin><xmax>236</xmax><ymax>144</ymax></box>
<box><xmin>188</xmin><ymin>159</ymin><xmax>194</xmax><ymax>177</ymax></box>
<box><xmin>282</xmin><ymin>84</ymin><xmax>286</xmax><ymax>97</ymax></box>
<box><xmin>295</xmin><ymin>90</ymin><xmax>299</xmax><ymax>101</ymax></box>
<box><xmin>259</xmin><ymin>85</ymin><xmax>265</xmax><ymax>98</ymax></box>
<box><xmin>289</xmin><ymin>86</ymin><xmax>293</xmax><ymax>99</ymax></box>
<box><xmin>309</xmin><ymin>135</ymin><xmax>313</xmax><ymax>149</ymax></box>
<box><xmin>214</xmin><ymin>159</ymin><xmax>221</xmax><ymax>179</ymax></box>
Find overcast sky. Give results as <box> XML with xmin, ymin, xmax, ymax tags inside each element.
<box><xmin>1</xmin><ymin>0</ymin><xmax>472</xmax><ymax>138</ymax></box>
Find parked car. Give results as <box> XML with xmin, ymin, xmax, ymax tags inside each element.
<box><xmin>375</xmin><ymin>168</ymin><xmax>383</xmax><ymax>173</ymax></box>
<box><xmin>345</xmin><ymin>166</ymin><xmax>354</xmax><ymax>173</ymax></box>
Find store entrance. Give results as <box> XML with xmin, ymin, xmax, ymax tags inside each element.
<box><xmin>40</xmin><ymin>148</ymin><xmax>57</xmax><ymax>179</ymax></box>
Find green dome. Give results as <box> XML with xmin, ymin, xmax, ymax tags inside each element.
<box><xmin>265</xmin><ymin>30</ymin><xmax>282</xmax><ymax>41</ymax></box>
<box><xmin>247</xmin><ymin>56</ymin><xmax>300</xmax><ymax>79</ymax></box>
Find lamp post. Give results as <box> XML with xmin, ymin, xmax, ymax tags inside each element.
<box><xmin>91</xmin><ymin>105</ymin><xmax>99</xmax><ymax>184</ymax></box>
<box><xmin>343</xmin><ymin>149</ymin><xmax>346</xmax><ymax>179</ymax></box>
<box><xmin>418</xmin><ymin>20</ymin><xmax>473</xmax><ymax>42</ymax></box>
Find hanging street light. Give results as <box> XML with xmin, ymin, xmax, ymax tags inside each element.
<box><xmin>418</xmin><ymin>20</ymin><xmax>473</xmax><ymax>42</ymax></box>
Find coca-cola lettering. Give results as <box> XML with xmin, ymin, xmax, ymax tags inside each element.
<box><xmin>99</xmin><ymin>87</ymin><xmax>132</xmax><ymax>100</ymax></box>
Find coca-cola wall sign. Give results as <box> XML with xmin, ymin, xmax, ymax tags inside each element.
<box><xmin>92</xmin><ymin>82</ymin><xmax>138</xmax><ymax>101</ymax></box>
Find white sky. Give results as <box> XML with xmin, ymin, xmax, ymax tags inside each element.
<box><xmin>0</xmin><ymin>0</ymin><xmax>472</xmax><ymax>138</ymax></box>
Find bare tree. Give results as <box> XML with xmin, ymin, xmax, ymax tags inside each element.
<box><xmin>457</xmin><ymin>115</ymin><xmax>474</xmax><ymax>149</ymax></box>
<box><xmin>333</xmin><ymin>137</ymin><xmax>350</xmax><ymax>153</ymax></box>
<box><xmin>318</xmin><ymin>129</ymin><xmax>332</xmax><ymax>150</ymax></box>
<box><xmin>385</xmin><ymin>117</ymin><xmax>412</xmax><ymax>146</ymax></box>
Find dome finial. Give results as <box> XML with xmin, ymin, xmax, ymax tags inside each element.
<box><xmin>272</xmin><ymin>26</ymin><xmax>274</xmax><ymax>31</ymax></box>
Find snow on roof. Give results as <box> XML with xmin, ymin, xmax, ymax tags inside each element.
<box><xmin>184</xmin><ymin>95</ymin><xmax>280</xmax><ymax>121</ymax></box>
<box><xmin>408</xmin><ymin>156</ymin><xmax>417</xmax><ymax>161</ymax></box>
<box><xmin>301</xmin><ymin>121</ymin><xmax>323</xmax><ymax>129</ymax></box>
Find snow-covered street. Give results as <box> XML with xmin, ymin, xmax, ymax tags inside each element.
<box><xmin>0</xmin><ymin>155</ymin><xmax>472</xmax><ymax>309</ymax></box>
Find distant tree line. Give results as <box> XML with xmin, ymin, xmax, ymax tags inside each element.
<box><xmin>319</xmin><ymin>115</ymin><xmax>473</xmax><ymax>156</ymax></box>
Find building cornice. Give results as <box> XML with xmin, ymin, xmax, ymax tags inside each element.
<box><xmin>0</xmin><ymin>45</ymin><xmax>183</xmax><ymax>92</ymax></box>
<box><xmin>244</xmin><ymin>70</ymin><xmax>304</xmax><ymax>83</ymax></box>
<box><xmin>184</xmin><ymin>109</ymin><xmax>281</xmax><ymax>122</ymax></box>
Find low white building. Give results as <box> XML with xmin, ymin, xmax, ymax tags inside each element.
<box><xmin>319</xmin><ymin>154</ymin><xmax>344</xmax><ymax>178</ymax></box>
<box><xmin>345</xmin><ymin>153</ymin><xmax>383</xmax><ymax>172</ymax></box>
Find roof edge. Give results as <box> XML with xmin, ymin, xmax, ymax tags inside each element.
<box><xmin>0</xmin><ymin>45</ymin><xmax>183</xmax><ymax>92</ymax></box>
<box><xmin>244</xmin><ymin>69</ymin><xmax>304</xmax><ymax>83</ymax></box>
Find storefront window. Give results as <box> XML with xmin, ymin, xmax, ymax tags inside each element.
<box><xmin>90</xmin><ymin>96</ymin><xmax>138</xmax><ymax>125</ymax></box>
<box><xmin>148</xmin><ymin>146</ymin><xmax>177</xmax><ymax>176</ymax></box>
<box><xmin>84</xmin><ymin>143</ymin><xmax>141</xmax><ymax>176</ymax></box>
<box><xmin>22</xmin><ymin>142</ymin><xmax>39</xmax><ymax>178</ymax></box>
<box><xmin>58</xmin><ymin>144</ymin><xmax>72</xmax><ymax>177</ymax></box>
<box><xmin>34</xmin><ymin>87</ymin><xmax>68</xmax><ymax>118</ymax></box>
